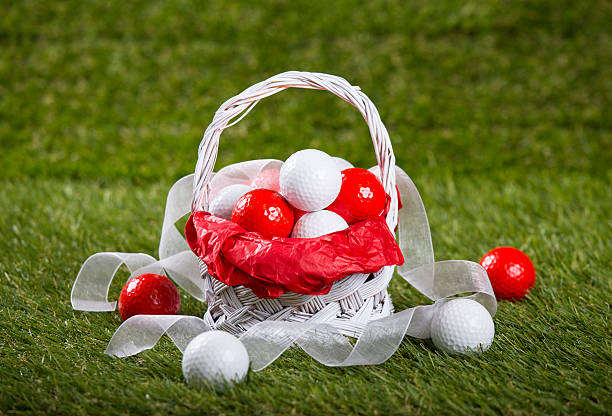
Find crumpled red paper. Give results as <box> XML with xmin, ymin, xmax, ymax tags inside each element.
<box><xmin>185</xmin><ymin>212</ymin><xmax>404</xmax><ymax>298</ymax></box>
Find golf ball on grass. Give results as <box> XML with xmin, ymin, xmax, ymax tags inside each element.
<box><xmin>480</xmin><ymin>247</ymin><xmax>536</xmax><ymax>301</ymax></box>
<box><xmin>279</xmin><ymin>149</ymin><xmax>342</xmax><ymax>212</ymax></box>
<box><xmin>430</xmin><ymin>298</ymin><xmax>494</xmax><ymax>356</ymax></box>
<box><xmin>208</xmin><ymin>184</ymin><xmax>252</xmax><ymax>220</ymax></box>
<box><xmin>182</xmin><ymin>331</ymin><xmax>250</xmax><ymax>390</ymax></box>
<box><xmin>118</xmin><ymin>273</ymin><xmax>181</xmax><ymax>321</ymax></box>
<box><xmin>291</xmin><ymin>210</ymin><xmax>348</xmax><ymax>238</ymax></box>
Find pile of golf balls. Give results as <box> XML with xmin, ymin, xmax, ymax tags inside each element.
<box><xmin>207</xmin><ymin>149</ymin><xmax>389</xmax><ymax>239</ymax></box>
<box><xmin>182</xmin><ymin>330</ymin><xmax>250</xmax><ymax>390</ymax></box>
<box><xmin>430</xmin><ymin>298</ymin><xmax>495</xmax><ymax>356</ymax></box>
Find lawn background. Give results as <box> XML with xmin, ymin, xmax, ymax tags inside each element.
<box><xmin>1</xmin><ymin>0</ymin><xmax>610</xmax><ymax>414</ymax></box>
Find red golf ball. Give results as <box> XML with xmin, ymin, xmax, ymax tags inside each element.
<box><xmin>480</xmin><ymin>247</ymin><xmax>536</xmax><ymax>301</ymax></box>
<box><xmin>327</xmin><ymin>168</ymin><xmax>386</xmax><ymax>224</ymax></box>
<box><xmin>231</xmin><ymin>189</ymin><xmax>294</xmax><ymax>238</ymax></box>
<box><xmin>118</xmin><ymin>273</ymin><xmax>181</xmax><ymax>321</ymax></box>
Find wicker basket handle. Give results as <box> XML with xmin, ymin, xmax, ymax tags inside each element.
<box><xmin>192</xmin><ymin>71</ymin><xmax>398</xmax><ymax>228</ymax></box>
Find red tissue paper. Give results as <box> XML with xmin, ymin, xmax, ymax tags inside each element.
<box><xmin>185</xmin><ymin>212</ymin><xmax>404</xmax><ymax>298</ymax></box>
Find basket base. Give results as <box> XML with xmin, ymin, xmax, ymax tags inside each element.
<box><xmin>201</xmin><ymin>266</ymin><xmax>395</xmax><ymax>338</ymax></box>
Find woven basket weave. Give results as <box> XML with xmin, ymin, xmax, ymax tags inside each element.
<box><xmin>191</xmin><ymin>71</ymin><xmax>399</xmax><ymax>338</ymax></box>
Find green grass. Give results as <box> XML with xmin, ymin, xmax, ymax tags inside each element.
<box><xmin>1</xmin><ymin>0</ymin><xmax>610</xmax><ymax>414</ymax></box>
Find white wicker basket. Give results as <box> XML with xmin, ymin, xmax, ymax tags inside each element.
<box><xmin>191</xmin><ymin>71</ymin><xmax>400</xmax><ymax>338</ymax></box>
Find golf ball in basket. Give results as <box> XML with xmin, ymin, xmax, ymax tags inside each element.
<box><xmin>279</xmin><ymin>149</ymin><xmax>342</xmax><ymax>212</ymax></box>
<box><xmin>430</xmin><ymin>298</ymin><xmax>495</xmax><ymax>356</ymax></box>
<box><xmin>332</xmin><ymin>156</ymin><xmax>354</xmax><ymax>171</ymax></box>
<box><xmin>182</xmin><ymin>330</ymin><xmax>250</xmax><ymax>390</ymax></box>
<box><xmin>291</xmin><ymin>210</ymin><xmax>348</xmax><ymax>238</ymax></box>
<box><xmin>208</xmin><ymin>184</ymin><xmax>252</xmax><ymax>220</ymax></box>
<box><xmin>327</xmin><ymin>168</ymin><xmax>387</xmax><ymax>224</ymax></box>
<box><xmin>231</xmin><ymin>189</ymin><xmax>294</xmax><ymax>238</ymax></box>
<box><xmin>250</xmin><ymin>169</ymin><xmax>281</xmax><ymax>193</ymax></box>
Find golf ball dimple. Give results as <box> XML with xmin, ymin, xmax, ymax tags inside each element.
<box><xmin>182</xmin><ymin>330</ymin><xmax>250</xmax><ymax>390</ymax></box>
<box><xmin>208</xmin><ymin>184</ymin><xmax>252</xmax><ymax>220</ymax></box>
<box><xmin>279</xmin><ymin>149</ymin><xmax>342</xmax><ymax>212</ymax></box>
<box><xmin>430</xmin><ymin>298</ymin><xmax>495</xmax><ymax>356</ymax></box>
<box><xmin>291</xmin><ymin>210</ymin><xmax>349</xmax><ymax>238</ymax></box>
<box><xmin>332</xmin><ymin>157</ymin><xmax>354</xmax><ymax>171</ymax></box>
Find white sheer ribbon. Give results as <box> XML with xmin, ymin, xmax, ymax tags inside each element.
<box><xmin>71</xmin><ymin>162</ymin><xmax>496</xmax><ymax>371</ymax></box>
<box><xmin>71</xmin><ymin>175</ymin><xmax>207</xmax><ymax>308</ymax></box>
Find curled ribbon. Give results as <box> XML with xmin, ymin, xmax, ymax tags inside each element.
<box><xmin>71</xmin><ymin>160</ymin><xmax>496</xmax><ymax>371</ymax></box>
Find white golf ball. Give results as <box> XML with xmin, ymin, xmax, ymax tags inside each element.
<box><xmin>208</xmin><ymin>184</ymin><xmax>252</xmax><ymax>220</ymax></box>
<box><xmin>368</xmin><ymin>165</ymin><xmax>381</xmax><ymax>179</ymax></box>
<box><xmin>430</xmin><ymin>298</ymin><xmax>495</xmax><ymax>356</ymax></box>
<box><xmin>332</xmin><ymin>157</ymin><xmax>354</xmax><ymax>171</ymax></box>
<box><xmin>291</xmin><ymin>210</ymin><xmax>349</xmax><ymax>238</ymax></box>
<box><xmin>368</xmin><ymin>165</ymin><xmax>389</xmax><ymax>187</ymax></box>
<box><xmin>279</xmin><ymin>149</ymin><xmax>342</xmax><ymax>212</ymax></box>
<box><xmin>250</xmin><ymin>169</ymin><xmax>281</xmax><ymax>192</ymax></box>
<box><xmin>182</xmin><ymin>330</ymin><xmax>250</xmax><ymax>390</ymax></box>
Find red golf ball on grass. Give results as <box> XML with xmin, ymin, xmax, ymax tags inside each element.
<box><xmin>118</xmin><ymin>273</ymin><xmax>181</xmax><ymax>321</ymax></box>
<box><xmin>480</xmin><ymin>247</ymin><xmax>536</xmax><ymax>301</ymax></box>
<box><xmin>231</xmin><ymin>189</ymin><xmax>294</xmax><ymax>238</ymax></box>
